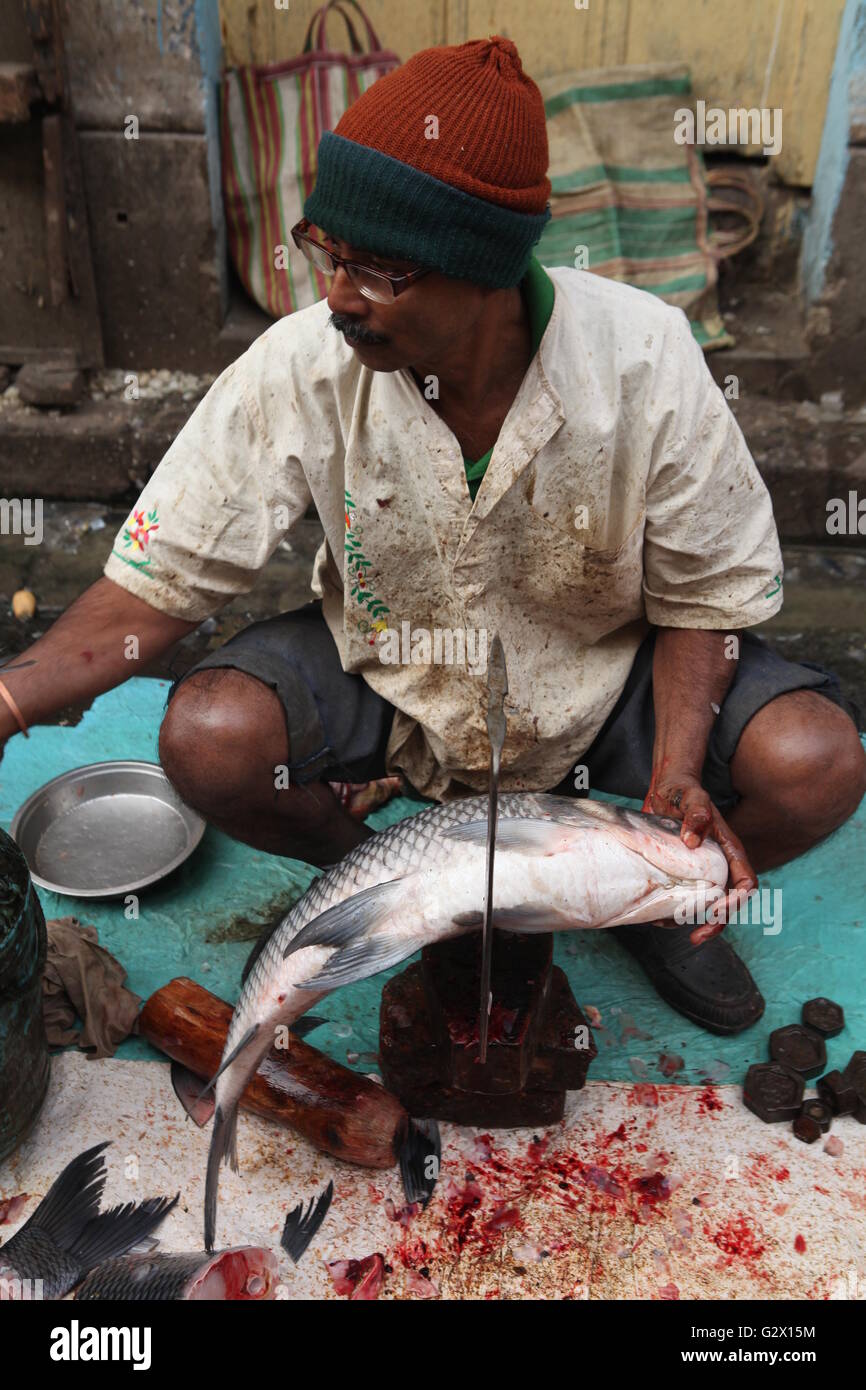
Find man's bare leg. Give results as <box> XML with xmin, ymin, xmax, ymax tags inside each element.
<box><xmin>158</xmin><ymin>668</ymin><xmax>401</xmax><ymax>867</ymax></box>
<box><xmin>725</xmin><ymin>689</ymin><xmax>866</xmax><ymax>872</ymax></box>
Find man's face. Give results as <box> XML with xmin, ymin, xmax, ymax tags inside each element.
<box><xmin>323</xmin><ymin>231</ymin><xmax>488</xmax><ymax>373</ymax></box>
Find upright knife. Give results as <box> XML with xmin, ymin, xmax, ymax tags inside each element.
<box><xmin>479</xmin><ymin>633</ymin><xmax>508</xmax><ymax>1064</ymax></box>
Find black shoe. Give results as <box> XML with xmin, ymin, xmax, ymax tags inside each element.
<box><xmin>611</xmin><ymin>920</ymin><xmax>765</xmax><ymax>1036</ymax></box>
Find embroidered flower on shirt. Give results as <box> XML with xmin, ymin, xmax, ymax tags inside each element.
<box><xmin>344</xmin><ymin>489</ymin><xmax>389</xmax><ymax>643</ymax></box>
<box><xmin>112</xmin><ymin>505</ymin><xmax>160</xmax><ymax>573</ymax></box>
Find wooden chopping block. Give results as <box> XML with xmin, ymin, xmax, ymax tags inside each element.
<box><xmin>139</xmin><ymin>976</ymin><xmax>407</xmax><ymax>1169</ymax></box>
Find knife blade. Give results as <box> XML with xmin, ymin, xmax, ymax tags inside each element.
<box><xmin>479</xmin><ymin>632</ymin><xmax>508</xmax><ymax>1064</ymax></box>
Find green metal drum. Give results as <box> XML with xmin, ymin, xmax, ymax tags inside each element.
<box><xmin>0</xmin><ymin>827</ymin><xmax>49</xmax><ymax>1163</ymax></box>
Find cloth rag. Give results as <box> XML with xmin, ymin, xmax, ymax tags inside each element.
<box><xmin>43</xmin><ymin>915</ymin><xmax>141</xmax><ymax>1059</ymax></box>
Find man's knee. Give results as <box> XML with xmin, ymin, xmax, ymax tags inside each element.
<box><xmin>158</xmin><ymin>668</ymin><xmax>287</xmax><ymax>808</ymax></box>
<box><xmin>733</xmin><ymin>690</ymin><xmax>866</xmax><ymax>835</ymax></box>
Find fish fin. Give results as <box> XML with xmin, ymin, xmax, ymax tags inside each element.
<box><xmin>126</xmin><ymin>1235</ymin><xmax>161</xmax><ymax>1255</ymax></box>
<box><xmin>452</xmin><ymin>910</ymin><xmax>483</xmax><ymax>928</ymax></box>
<box><xmin>452</xmin><ymin>905</ymin><xmax>579</xmax><ymax>933</ymax></box>
<box><xmin>69</xmin><ymin>1193</ymin><xmax>180</xmax><ymax>1277</ymax></box>
<box><xmin>289</xmin><ymin>1014</ymin><xmax>329</xmax><ymax>1039</ymax></box>
<box><xmin>400</xmin><ymin>1119</ymin><xmax>441</xmax><ymax>1209</ymax></box>
<box><xmin>283</xmin><ymin>880</ymin><xmax>405</xmax><ymax>960</ymax></box>
<box><xmin>204</xmin><ymin>1102</ymin><xmax>239</xmax><ymax>1254</ymax></box>
<box><xmin>494</xmin><ymin>905</ymin><xmax>580</xmax><ymax>931</ymax></box>
<box><xmin>7</xmin><ymin>1142</ymin><xmax>110</xmax><ymax>1250</ymax></box>
<box><xmin>441</xmin><ymin>818</ymin><xmax>570</xmax><ymax>854</ymax></box>
<box><xmin>297</xmin><ymin>934</ymin><xmax>424</xmax><ymax>992</ymax></box>
<box><xmin>171</xmin><ymin>1061</ymin><xmax>215</xmax><ymax>1128</ymax></box>
<box><xmin>280</xmin><ymin>1180</ymin><xmax>334</xmax><ymax>1265</ymax></box>
<box><xmin>196</xmin><ymin>1023</ymin><xmax>260</xmax><ymax>1101</ymax></box>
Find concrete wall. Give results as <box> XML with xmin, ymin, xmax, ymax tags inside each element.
<box><xmin>799</xmin><ymin>0</ymin><xmax>866</xmax><ymax>403</ymax></box>
<box><xmin>802</xmin><ymin>0</ymin><xmax>866</xmax><ymax>301</ymax></box>
<box><xmin>62</xmin><ymin>0</ymin><xmax>228</xmax><ymax>368</ymax></box>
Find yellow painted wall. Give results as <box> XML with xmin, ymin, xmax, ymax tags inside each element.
<box><xmin>218</xmin><ymin>0</ymin><xmax>846</xmax><ymax>186</ymax></box>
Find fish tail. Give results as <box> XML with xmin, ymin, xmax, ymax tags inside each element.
<box><xmin>204</xmin><ymin>1100</ymin><xmax>239</xmax><ymax>1254</ymax></box>
<box><xmin>6</xmin><ymin>1142</ymin><xmax>110</xmax><ymax>1251</ymax></box>
<box><xmin>70</xmin><ymin>1193</ymin><xmax>180</xmax><ymax>1277</ymax></box>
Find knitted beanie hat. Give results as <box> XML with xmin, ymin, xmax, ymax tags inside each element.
<box><xmin>303</xmin><ymin>36</ymin><xmax>551</xmax><ymax>288</ymax></box>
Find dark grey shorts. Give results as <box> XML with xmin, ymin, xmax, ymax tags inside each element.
<box><xmin>165</xmin><ymin>602</ymin><xmax>858</xmax><ymax>811</ymax></box>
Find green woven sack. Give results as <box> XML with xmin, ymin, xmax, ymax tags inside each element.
<box><xmin>537</xmin><ymin>63</ymin><xmax>761</xmax><ymax>350</ymax></box>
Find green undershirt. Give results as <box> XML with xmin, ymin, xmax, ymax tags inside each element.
<box><xmin>463</xmin><ymin>256</ymin><xmax>555</xmax><ymax>501</ymax></box>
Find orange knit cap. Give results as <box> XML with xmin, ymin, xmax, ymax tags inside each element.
<box><xmin>305</xmin><ymin>36</ymin><xmax>552</xmax><ymax>286</ymax></box>
<box><xmin>333</xmin><ymin>36</ymin><xmax>551</xmax><ymax>214</ymax></box>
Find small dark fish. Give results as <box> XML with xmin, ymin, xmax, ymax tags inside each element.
<box><xmin>280</xmin><ymin>1181</ymin><xmax>334</xmax><ymax>1265</ymax></box>
<box><xmin>0</xmin><ymin>1142</ymin><xmax>179</xmax><ymax>1299</ymax></box>
<box><xmin>75</xmin><ymin>1246</ymin><xmax>278</xmax><ymax>1300</ymax></box>
<box><xmin>400</xmin><ymin>1119</ymin><xmax>441</xmax><ymax>1209</ymax></box>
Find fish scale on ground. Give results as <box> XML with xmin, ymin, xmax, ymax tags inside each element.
<box><xmin>204</xmin><ymin>793</ymin><xmax>728</xmax><ymax>1251</ymax></box>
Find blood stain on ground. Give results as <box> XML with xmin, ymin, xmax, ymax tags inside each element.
<box><xmin>482</xmin><ymin>1206</ymin><xmax>522</xmax><ymax>1238</ymax></box>
<box><xmin>794</xmin><ymin>1234</ymin><xmax>806</xmax><ymax>1253</ymax></box>
<box><xmin>707</xmin><ymin>1216</ymin><xmax>767</xmax><ymax>1260</ymax></box>
<box><xmin>696</xmin><ymin>1086</ymin><xmax>724</xmax><ymax>1115</ymax></box>
<box><xmin>628</xmin><ymin>1083</ymin><xmax>659</xmax><ymax>1107</ymax></box>
<box><xmin>745</xmin><ymin>1154</ymin><xmax>790</xmax><ymax>1185</ymax></box>
<box><xmin>631</xmin><ymin>1172</ymin><xmax>673</xmax><ymax>1204</ymax></box>
<box><xmin>386</xmin><ymin>1128</ymin><xmax>683</xmax><ymax>1285</ymax></box>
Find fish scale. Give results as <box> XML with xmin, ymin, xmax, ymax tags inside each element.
<box><xmin>77</xmin><ymin>1250</ymin><xmax>209</xmax><ymax>1300</ymax></box>
<box><xmin>244</xmin><ymin>793</ymin><xmax>550</xmax><ymax>1015</ymax></box>
<box><xmin>75</xmin><ymin>1247</ymin><xmax>278</xmax><ymax>1301</ymax></box>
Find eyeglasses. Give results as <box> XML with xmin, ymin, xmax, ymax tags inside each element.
<box><xmin>291</xmin><ymin>218</ymin><xmax>431</xmax><ymax>304</ymax></box>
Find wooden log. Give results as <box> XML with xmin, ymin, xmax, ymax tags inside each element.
<box><xmin>138</xmin><ymin>977</ymin><xmax>407</xmax><ymax>1170</ymax></box>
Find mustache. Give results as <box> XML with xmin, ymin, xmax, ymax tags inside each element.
<box><xmin>329</xmin><ymin>312</ymin><xmax>389</xmax><ymax>347</ymax></box>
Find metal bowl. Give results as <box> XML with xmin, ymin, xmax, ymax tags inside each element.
<box><xmin>10</xmin><ymin>760</ymin><xmax>206</xmax><ymax>897</ymax></box>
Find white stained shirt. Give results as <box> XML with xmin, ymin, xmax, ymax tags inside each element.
<box><xmin>103</xmin><ymin>267</ymin><xmax>784</xmax><ymax>800</ymax></box>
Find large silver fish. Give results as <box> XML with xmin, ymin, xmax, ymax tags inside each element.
<box><xmin>204</xmin><ymin>793</ymin><xmax>728</xmax><ymax>1250</ymax></box>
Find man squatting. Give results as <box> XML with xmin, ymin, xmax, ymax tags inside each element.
<box><xmin>2</xmin><ymin>38</ymin><xmax>864</xmax><ymax>1035</ymax></box>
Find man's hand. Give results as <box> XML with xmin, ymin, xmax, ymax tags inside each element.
<box><xmin>642</xmin><ymin>770</ymin><xmax>757</xmax><ymax>945</ymax></box>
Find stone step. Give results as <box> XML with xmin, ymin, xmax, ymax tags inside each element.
<box><xmin>1</xmin><ymin>383</ymin><xmax>864</xmax><ymax>549</ymax></box>
<box><xmin>707</xmin><ymin>287</ymin><xmax>812</xmax><ymax>400</ymax></box>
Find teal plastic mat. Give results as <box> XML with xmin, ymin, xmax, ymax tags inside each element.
<box><xmin>1</xmin><ymin>677</ymin><xmax>863</xmax><ymax>1087</ymax></box>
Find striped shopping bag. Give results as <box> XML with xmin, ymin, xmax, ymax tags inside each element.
<box><xmin>221</xmin><ymin>0</ymin><xmax>400</xmax><ymax>318</ymax></box>
<box><xmin>536</xmin><ymin>64</ymin><xmax>761</xmax><ymax>350</ymax></box>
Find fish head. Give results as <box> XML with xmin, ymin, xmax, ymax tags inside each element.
<box><xmin>610</xmin><ymin>807</ymin><xmax>728</xmax><ymax>890</ymax></box>
<box><xmin>528</xmin><ymin>794</ymin><xmax>728</xmax><ymax>892</ymax></box>
<box><xmin>186</xmin><ymin>1246</ymin><xmax>279</xmax><ymax>1300</ymax></box>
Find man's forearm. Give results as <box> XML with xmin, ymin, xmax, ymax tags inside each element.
<box><xmin>0</xmin><ymin>576</ymin><xmax>199</xmax><ymax>741</ymax></box>
<box><xmin>650</xmin><ymin>627</ymin><xmax>738</xmax><ymax>783</ymax></box>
